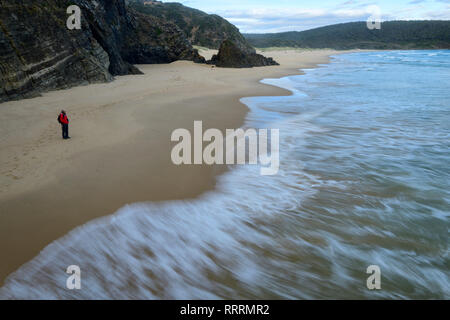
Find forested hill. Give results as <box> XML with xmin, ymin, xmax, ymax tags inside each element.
<box><xmin>128</xmin><ymin>0</ymin><xmax>253</xmax><ymax>50</ymax></box>
<box><xmin>244</xmin><ymin>21</ymin><xmax>450</xmax><ymax>49</ymax></box>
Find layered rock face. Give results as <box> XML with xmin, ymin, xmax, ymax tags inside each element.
<box><xmin>0</xmin><ymin>0</ymin><xmax>204</xmax><ymax>102</ymax></box>
<box><xmin>0</xmin><ymin>0</ymin><xmax>112</xmax><ymax>102</ymax></box>
<box><xmin>208</xmin><ymin>40</ymin><xmax>279</xmax><ymax>68</ymax></box>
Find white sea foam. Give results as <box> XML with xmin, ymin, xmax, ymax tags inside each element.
<box><xmin>2</xmin><ymin>51</ymin><xmax>449</xmax><ymax>299</ymax></box>
<box><xmin>0</xmin><ymin>88</ymin><xmax>323</xmax><ymax>299</ymax></box>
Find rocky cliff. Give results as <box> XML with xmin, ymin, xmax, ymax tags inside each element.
<box><xmin>0</xmin><ymin>0</ymin><xmax>204</xmax><ymax>102</ymax></box>
<box><xmin>208</xmin><ymin>40</ymin><xmax>279</xmax><ymax>68</ymax></box>
<box><xmin>128</xmin><ymin>0</ymin><xmax>253</xmax><ymax>51</ymax></box>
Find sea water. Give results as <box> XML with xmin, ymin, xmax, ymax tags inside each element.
<box><xmin>1</xmin><ymin>50</ymin><xmax>449</xmax><ymax>299</ymax></box>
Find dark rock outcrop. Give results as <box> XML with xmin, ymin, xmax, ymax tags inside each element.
<box><xmin>208</xmin><ymin>40</ymin><xmax>279</xmax><ymax>68</ymax></box>
<box><xmin>0</xmin><ymin>0</ymin><xmax>204</xmax><ymax>103</ymax></box>
<box><xmin>123</xmin><ymin>9</ymin><xmax>206</xmax><ymax>65</ymax></box>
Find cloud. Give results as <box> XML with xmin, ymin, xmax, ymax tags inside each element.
<box><xmin>392</xmin><ymin>2</ymin><xmax>450</xmax><ymax>20</ymax></box>
<box><xmin>408</xmin><ymin>0</ymin><xmax>427</xmax><ymax>4</ymax></box>
<box><xmin>220</xmin><ymin>6</ymin><xmax>391</xmax><ymax>33</ymax></box>
<box><xmin>218</xmin><ymin>3</ymin><xmax>450</xmax><ymax>33</ymax></box>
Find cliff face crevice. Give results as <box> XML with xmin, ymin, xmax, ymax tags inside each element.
<box><xmin>0</xmin><ymin>0</ymin><xmax>204</xmax><ymax>103</ymax></box>
<box><xmin>122</xmin><ymin>9</ymin><xmax>205</xmax><ymax>65</ymax></box>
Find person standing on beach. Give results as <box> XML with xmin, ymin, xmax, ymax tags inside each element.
<box><xmin>58</xmin><ymin>110</ymin><xmax>70</xmax><ymax>140</ymax></box>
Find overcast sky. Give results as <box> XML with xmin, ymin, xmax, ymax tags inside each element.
<box><xmin>170</xmin><ymin>0</ymin><xmax>450</xmax><ymax>33</ymax></box>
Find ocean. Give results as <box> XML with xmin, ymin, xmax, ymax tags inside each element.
<box><xmin>1</xmin><ymin>50</ymin><xmax>449</xmax><ymax>299</ymax></box>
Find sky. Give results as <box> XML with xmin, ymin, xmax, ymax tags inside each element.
<box><xmin>168</xmin><ymin>0</ymin><xmax>450</xmax><ymax>33</ymax></box>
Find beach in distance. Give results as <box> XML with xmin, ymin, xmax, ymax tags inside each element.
<box><xmin>0</xmin><ymin>48</ymin><xmax>355</xmax><ymax>285</ymax></box>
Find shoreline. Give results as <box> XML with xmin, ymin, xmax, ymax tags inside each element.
<box><xmin>0</xmin><ymin>49</ymin><xmax>362</xmax><ymax>285</ymax></box>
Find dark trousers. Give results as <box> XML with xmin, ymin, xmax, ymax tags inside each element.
<box><xmin>61</xmin><ymin>124</ymin><xmax>69</xmax><ymax>139</ymax></box>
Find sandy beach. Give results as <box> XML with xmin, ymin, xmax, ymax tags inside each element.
<box><xmin>0</xmin><ymin>49</ymin><xmax>356</xmax><ymax>285</ymax></box>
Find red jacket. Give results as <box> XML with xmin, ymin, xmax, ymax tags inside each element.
<box><xmin>59</xmin><ymin>113</ymin><xmax>69</xmax><ymax>125</ymax></box>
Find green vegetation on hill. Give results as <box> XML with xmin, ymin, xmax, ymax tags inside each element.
<box><xmin>128</xmin><ymin>0</ymin><xmax>252</xmax><ymax>50</ymax></box>
<box><xmin>244</xmin><ymin>21</ymin><xmax>450</xmax><ymax>49</ymax></box>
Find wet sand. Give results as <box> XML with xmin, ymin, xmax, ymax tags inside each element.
<box><xmin>0</xmin><ymin>49</ymin><xmax>358</xmax><ymax>284</ymax></box>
